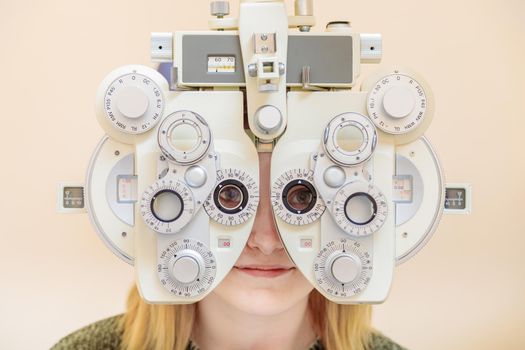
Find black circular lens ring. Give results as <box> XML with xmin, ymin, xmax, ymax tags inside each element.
<box><xmin>150</xmin><ymin>189</ymin><xmax>185</xmax><ymax>223</ymax></box>
<box><xmin>281</xmin><ymin>179</ymin><xmax>317</xmax><ymax>215</ymax></box>
<box><xmin>343</xmin><ymin>192</ymin><xmax>377</xmax><ymax>225</ymax></box>
<box><xmin>213</xmin><ymin>179</ymin><xmax>249</xmax><ymax>215</ymax></box>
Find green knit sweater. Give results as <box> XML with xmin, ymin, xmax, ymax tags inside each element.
<box><xmin>50</xmin><ymin>315</ymin><xmax>406</xmax><ymax>350</ymax></box>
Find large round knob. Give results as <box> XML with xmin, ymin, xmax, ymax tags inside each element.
<box><xmin>158</xmin><ymin>239</ymin><xmax>217</xmax><ymax>298</ymax></box>
<box><xmin>170</xmin><ymin>252</ymin><xmax>202</xmax><ymax>284</ymax></box>
<box><xmin>331</xmin><ymin>254</ymin><xmax>362</xmax><ymax>284</ymax></box>
<box><xmin>383</xmin><ymin>86</ymin><xmax>415</xmax><ymax>119</ymax></box>
<box><xmin>313</xmin><ymin>238</ymin><xmax>372</xmax><ymax>298</ymax></box>
<box><xmin>101</xmin><ymin>71</ymin><xmax>164</xmax><ymax>135</ymax></box>
<box><xmin>254</xmin><ymin>105</ymin><xmax>283</xmax><ymax>134</ymax></box>
<box><xmin>116</xmin><ymin>86</ymin><xmax>150</xmax><ymax>119</ymax></box>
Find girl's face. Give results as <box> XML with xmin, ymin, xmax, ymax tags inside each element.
<box><xmin>207</xmin><ymin>152</ymin><xmax>314</xmax><ymax>316</ymax></box>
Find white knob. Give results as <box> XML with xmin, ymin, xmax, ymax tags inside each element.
<box><xmin>331</xmin><ymin>254</ymin><xmax>361</xmax><ymax>284</ymax></box>
<box><xmin>185</xmin><ymin>165</ymin><xmax>208</xmax><ymax>188</ymax></box>
<box><xmin>382</xmin><ymin>86</ymin><xmax>415</xmax><ymax>119</ymax></box>
<box><xmin>171</xmin><ymin>255</ymin><xmax>200</xmax><ymax>284</ymax></box>
<box><xmin>116</xmin><ymin>86</ymin><xmax>149</xmax><ymax>119</ymax></box>
<box><xmin>323</xmin><ymin>166</ymin><xmax>346</xmax><ymax>188</ymax></box>
<box><xmin>254</xmin><ymin>105</ymin><xmax>283</xmax><ymax>134</ymax></box>
<box><xmin>326</xmin><ymin>21</ymin><xmax>352</xmax><ymax>32</ymax></box>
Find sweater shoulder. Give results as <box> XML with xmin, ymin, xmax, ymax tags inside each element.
<box><xmin>50</xmin><ymin>314</ymin><xmax>124</xmax><ymax>350</ymax></box>
<box><xmin>369</xmin><ymin>331</ymin><xmax>408</xmax><ymax>350</ymax></box>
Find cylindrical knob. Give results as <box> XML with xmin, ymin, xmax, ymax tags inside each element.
<box><xmin>170</xmin><ymin>253</ymin><xmax>201</xmax><ymax>284</ymax></box>
<box><xmin>331</xmin><ymin>254</ymin><xmax>362</xmax><ymax>284</ymax></box>
<box><xmin>116</xmin><ymin>86</ymin><xmax>149</xmax><ymax>119</ymax></box>
<box><xmin>295</xmin><ymin>0</ymin><xmax>313</xmax><ymax>16</ymax></box>
<box><xmin>211</xmin><ymin>1</ymin><xmax>230</xmax><ymax>17</ymax></box>
<box><xmin>254</xmin><ymin>105</ymin><xmax>283</xmax><ymax>134</ymax></box>
<box><xmin>383</xmin><ymin>86</ymin><xmax>416</xmax><ymax>119</ymax></box>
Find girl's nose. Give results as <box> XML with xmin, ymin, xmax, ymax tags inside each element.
<box><xmin>246</xmin><ymin>152</ymin><xmax>285</xmax><ymax>255</ymax></box>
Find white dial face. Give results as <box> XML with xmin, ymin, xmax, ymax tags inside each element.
<box><xmin>272</xmin><ymin>169</ymin><xmax>326</xmax><ymax>226</ymax></box>
<box><xmin>104</xmin><ymin>72</ymin><xmax>164</xmax><ymax>134</ymax></box>
<box><xmin>140</xmin><ymin>178</ymin><xmax>195</xmax><ymax>234</ymax></box>
<box><xmin>204</xmin><ymin>169</ymin><xmax>259</xmax><ymax>226</ymax></box>
<box><xmin>314</xmin><ymin>238</ymin><xmax>373</xmax><ymax>298</ymax></box>
<box><xmin>367</xmin><ymin>73</ymin><xmax>427</xmax><ymax>134</ymax></box>
<box><xmin>158</xmin><ymin>238</ymin><xmax>216</xmax><ymax>298</ymax></box>
<box><xmin>332</xmin><ymin>181</ymin><xmax>388</xmax><ymax>237</ymax></box>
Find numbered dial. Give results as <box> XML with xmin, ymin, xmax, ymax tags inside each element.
<box><xmin>323</xmin><ymin>113</ymin><xmax>377</xmax><ymax>166</ymax></box>
<box><xmin>104</xmin><ymin>72</ymin><xmax>164</xmax><ymax>134</ymax></box>
<box><xmin>332</xmin><ymin>181</ymin><xmax>388</xmax><ymax>236</ymax></box>
<box><xmin>272</xmin><ymin>169</ymin><xmax>326</xmax><ymax>225</ymax></box>
<box><xmin>314</xmin><ymin>238</ymin><xmax>373</xmax><ymax>297</ymax></box>
<box><xmin>140</xmin><ymin>178</ymin><xmax>195</xmax><ymax>234</ymax></box>
<box><xmin>367</xmin><ymin>73</ymin><xmax>428</xmax><ymax>134</ymax></box>
<box><xmin>204</xmin><ymin>169</ymin><xmax>259</xmax><ymax>225</ymax></box>
<box><xmin>158</xmin><ymin>111</ymin><xmax>212</xmax><ymax>165</ymax></box>
<box><xmin>158</xmin><ymin>239</ymin><xmax>217</xmax><ymax>298</ymax></box>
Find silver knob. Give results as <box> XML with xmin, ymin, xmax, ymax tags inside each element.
<box><xmin>254</xmin><ymin>105</ymin><xmax>283</xmax><ymax>134</ymax></box>
<box><xmin>169</xmin><ymin>250</ymin><xmax>204</xmax><ymax>284</ymax></box>
<box><xmin>331</xmin><ymin>254</ymin><xmax>362</xmax><ymax>284</ymax></box>
<box><xmin>210</xmin><ymin>1</ymin><xmax>230</xmax><ymax>17</ymax></box>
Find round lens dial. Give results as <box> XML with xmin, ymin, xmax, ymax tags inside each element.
<box><xmin>204</xmin><ymin>169</ymin><xmax>259</xmax><ymax>226</ymax></box>
<box><xmin>272</xmin><ymin>169</ymin><xmax>326</xmax><ymax>226</ymax></box>
<box><xmin>332</xmin><ymin>181</ymin><xmax>388</xmax><ymax>237</ymax></box>
<box><xmin>140</xmin><ymin>178</ymin><xmax>195</xmax><ymax>234</ymax></box>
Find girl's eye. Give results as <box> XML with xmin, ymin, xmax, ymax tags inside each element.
<box><xmin>286</xmin><ymin>185</ymin><xmax>314</xmax><ymax>211</ymax></box>
<box><xmin>218</xmin><ymin>185</ymin><xmax>243</xmax><ymax>210</ymax></box>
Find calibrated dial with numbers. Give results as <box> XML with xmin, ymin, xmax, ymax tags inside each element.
<box><xmin>314</xmin><ymin>238</ymin><xmax>373</xmax><ymax>298</ymax></box>
<box><xmin>158</xmin><ymin>238</ymin><xmax>217</xmax><ymax>298</ymax></box>
<box><xmin>104</xmin><ymin>72</ymin><xmax>164</xmax><ymax>134</ymax></box>
<box><xmin>367</xmin><ymin>73</ymin><xmax>428</xmax><ymax>135</ymax></box>
<box><xmin>140</xmin><ymin>178</ymin><xmax>195</xmax><ymax>234</ymax></box>
<box><xmin>332</xmin><ymin>181</ymin><xmax>388</xmax><ymax>237</ymax></box>
<box><xmin>272</xmin><ymin>169</ymin><xmax>326</xmax><ymax>226</ymax></box>
<box><xmin>204</xmin><ymin>169</ymin><xmax>259</xmax><ymax>226</ymax></box>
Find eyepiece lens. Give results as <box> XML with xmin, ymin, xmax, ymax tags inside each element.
<box><xmin>286</xmin><ymin>184</ymin><xmax>314</xmax><ymax>212</ymax></box>
<box><xmin>218</xmin><ymin>185</ymin><xmax>243</xmax><ymax>210</ymax></box>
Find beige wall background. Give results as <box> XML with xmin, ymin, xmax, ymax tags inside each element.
<box><xmin>1</xmin><ymin>0</ymin><xmax>523</xmax><ymax>349</ymax></box>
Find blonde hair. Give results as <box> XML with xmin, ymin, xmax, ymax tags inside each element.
<box><xmin>120</xmin><ymin>285</ymin><xmax>373</xmax><ymax>350</ymax></box>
